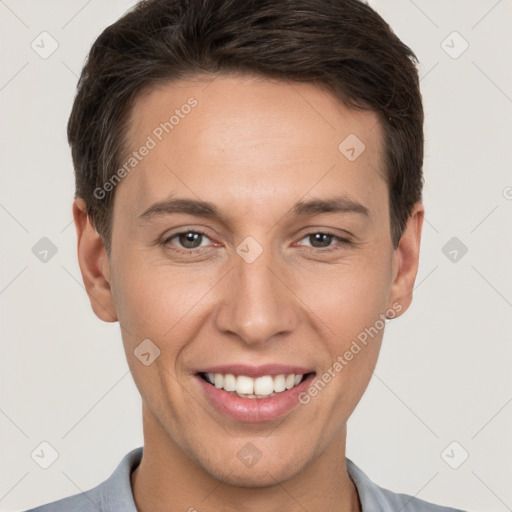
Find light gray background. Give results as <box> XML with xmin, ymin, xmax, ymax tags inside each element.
<box><xmin>1</xmin><ymin>1</ymin><xmax>511</xmax><ymax>511</ymax></box>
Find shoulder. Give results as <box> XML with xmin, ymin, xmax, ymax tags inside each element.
<box><xmin>346</xmin><ymin>458</ymin><xmax>468</xmax><ymax>512</ymax></box>
<box><xmin>23</xmin><ymin>488</ymin><xmax>103</xmax><ymax>512</ymax></box>
<box><xmin>22</xmin><ymin>447</ymin><xmax>143</xmax><ymax>512</ymax></box>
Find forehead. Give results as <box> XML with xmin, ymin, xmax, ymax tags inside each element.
<box><xmin>116</xmin><ymin>74</ymin><xmax>386</xmax><ymax>223</ymax></box>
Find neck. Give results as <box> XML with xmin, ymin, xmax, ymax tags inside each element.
<box><xmin>131</xmin><ymin>404</ymin><xmax>361</xmax><ymax>512</ymax></box>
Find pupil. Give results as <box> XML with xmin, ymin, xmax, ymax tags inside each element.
<box><xmin>311</xmin><ymin>233</ymin><xmax>332</xmax><ymax>248</ymax></box>
<box><xmin>180</xmin><ymin>232</ymin><xmax>201</xmax><ymax>248</ymax></box>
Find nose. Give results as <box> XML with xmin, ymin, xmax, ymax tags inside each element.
<box><xmin>213</xmin><ymin>247</ymin><xmax>300</xmax><ymax>346</ymax></box>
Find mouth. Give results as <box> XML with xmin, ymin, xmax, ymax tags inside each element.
<box><xmin>197</xmin><ymin>371</ymin><xmax>315</xmax><ymax>399</ymax></box>
<box><xmin>194</xmin><ymin>366</ymin><xmax>317</xmax><ymax>423</ymax></box>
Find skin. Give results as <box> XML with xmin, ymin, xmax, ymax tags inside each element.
<box><xmin>73</xmin><ymin>74</ymin><xmax>423</xmax><ymax>512</ymax></box>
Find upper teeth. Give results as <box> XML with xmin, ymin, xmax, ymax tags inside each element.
<box><xmin>206</xmin><ymin>373</ymin><xmax>304</xmax><ymax>398</ymax></box>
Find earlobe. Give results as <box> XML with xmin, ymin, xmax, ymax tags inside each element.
<box><xmin>387</xmin><ymin>203</ymin><xmax>424</xmax><ymax>317</ymax></box>
<box><xmin>73</xmin><ymin>197</ymin><xmax>118</xmax><ymax>322</ymax></box>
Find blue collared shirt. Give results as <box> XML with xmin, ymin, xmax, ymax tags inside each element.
<box><xmin>24</xmin><ymin>447</ymin><xmax>467</xmax><ymax>511</ymax></box>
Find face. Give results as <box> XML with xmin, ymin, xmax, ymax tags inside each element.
<box><xmin>76</xmin><ymin>74</ymin><xmax>423</xmax><ymax>487</ymax></box>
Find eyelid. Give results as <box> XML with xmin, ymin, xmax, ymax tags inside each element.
<box><xmin>161</xmin><ymin>224</ymin><xmax>215</xmax><ymax>240</ymax></box>
<box><xmin>168</xmin><ymin>231</ymin><xmax>209</xmax><ymax>242</ymax></box>
<box><xmin>294</xmin><ymin>224</ymin><xmax>355</xmax><ymax>239</ymax></box>
<box><xmin>158</xmin><ymin>231</ymin><xmax>216</xmax><ymax>259</ymax></box>
<box><xmin>293</xmin><ymin>222</ymin><xmax>353</xmax><ymax>239</ymax></box>
<box><xmin>297</xmin><ymin>232</ymin><xmax>350</xmax><ymax>243</ymax></box>
<box><xmin>162</xmin><ymin>229</ymin><xmax>214</xmax><ymax>248</ymax></box>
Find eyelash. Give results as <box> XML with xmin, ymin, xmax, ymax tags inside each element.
<box><xmin>299</xmin><ymin>233</ymin><xmax>353</xmax><ymax>253</ymax></box>
<box><xmin>162</xmin><ymin>230</ymin><xmax>214</xmax><ymax>256</ymax></box>
<box><xmin>161</xmin><ymin>230</ymin><xmax>352</xmax><ymax>255</ymax></box>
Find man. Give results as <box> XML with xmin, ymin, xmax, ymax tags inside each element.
<box><xmin>26</xmin><ymin>0</ymin><xmax>467</xmax><ymax>510</ymax></box>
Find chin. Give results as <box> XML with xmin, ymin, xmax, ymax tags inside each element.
<box><xmin>192</xmin><ymin>446</ymin><xmax>313</xmax><ymax>489</ymax></box>
<box><xmin>206</xmin><ymin>463</ymin><xmax>300</xmax><ymax>489</ymax></box>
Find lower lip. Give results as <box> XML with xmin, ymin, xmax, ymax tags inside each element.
<box><xmin>195</xmin><ymin>373</ymin><xmax>316</xmax><ymax>423</ymax></box>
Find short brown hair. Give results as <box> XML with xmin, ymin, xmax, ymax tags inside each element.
<box><xmin>68</xmin><ymin>0</ymin><xmax>423</xmax><ymax>253</ymax></box>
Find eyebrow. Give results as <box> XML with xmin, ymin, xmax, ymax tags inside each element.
<box><xmin>293</xmin><ymin>196</ymin><xmax>370</xmax><ymax>218</ymax></box>
<box><xmin>139</xmin><ymin>197</ymin><xmax>229</xmax><ymax>223</ymax></box>
<box><xmin>138</xmin><ymin>195</ymin><xmax>370</xmax><ymax>223</ymax></box>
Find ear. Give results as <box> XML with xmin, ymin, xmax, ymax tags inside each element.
<box><xmin>387</xmin><ymin>203</ymin><xmax>424</xmax><ymax>317</ymax></box>
<box><xmin>73</xmin><ymin>197</ymin><xmax>117</xmax><ymax>322</ymax></box>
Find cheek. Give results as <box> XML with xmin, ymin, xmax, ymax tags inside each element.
<box><xmin>110</xmin><ymin>258</ymin><xmax>214</xmax><ymax>416</ymax></box>
<box><xmin>315</xmin><ymin>253</ymin><xmax>392</xmax><ymax>406</ymax></box>
<box><xmin>109</xmin><ymin>246</ymin><xmax>236</xmax><ymax>417</ymax></box>
<box><xmin>110</xmin><ymin>254</ymin><xmax>219</xmax><ymax>345</ymax></box>
<box><xmin>291</xmin><ymin>251</ymin><xmax>391</xmax><ymax>410</ymax></box>
<box><xmin>294</xmin><ymin>252</ymin><xmax>393</xmax><ymax>338</ymax></box>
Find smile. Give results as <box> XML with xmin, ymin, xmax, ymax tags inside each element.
<box><xmin>194</xmin><ymin>365</ymin><xmax>317</xmax><ymax>423</ymax></box>
<box><xmin>199</xmin><ymin>372</ymin><xmax>311</xmax><ymax>399</ymax></box>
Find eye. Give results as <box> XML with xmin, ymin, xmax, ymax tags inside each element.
<box><xmin>164</xmin><ymin>230</ymin><xmax>212</xmax><ymax>251</ymax></box>
<box><xmin>297</xmin><ymin>232</ymin><xmax>351</xmax><ymax>251</ymax></box>
<box><xmin>303</xmin><ymin>233</ymin><xmax>335</xmax><ymax>248</ymax></box>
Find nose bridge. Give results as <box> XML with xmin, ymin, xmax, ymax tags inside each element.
<box><xmin>215</xmin><ymin>244</ymin><xmax>298</xmax><ymax>345</ymax></box>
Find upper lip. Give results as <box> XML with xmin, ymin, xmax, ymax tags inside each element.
<box><xmin>195</xmin><ymin>364</ymin><xmax>315</xmax><ymax>378</ymax></box>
